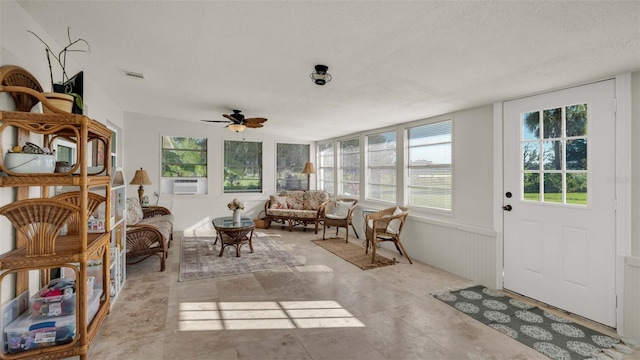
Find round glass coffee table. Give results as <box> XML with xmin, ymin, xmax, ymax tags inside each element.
<box><xmin>212</xmin><ymin>216</ymin><xmax>255</xmax><ymax>257</ymax></box>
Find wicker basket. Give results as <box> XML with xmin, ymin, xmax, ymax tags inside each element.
<box><xmin>254</xmin><ymin>211</ymin><xmax>269</xmax><ymax>229</ymax></box>
<box><xmin>0</xmin><ymin>199</ymin><xmax>80</xmax><ymax>256</ymax></box>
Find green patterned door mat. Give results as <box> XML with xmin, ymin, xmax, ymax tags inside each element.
<box><xmin>433</xmin><ymin>285</ymin><xmax>638</xmax><ymax>360</ymax></box>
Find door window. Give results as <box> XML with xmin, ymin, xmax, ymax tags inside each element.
<box><xmin>521</xmin><ymin>104</ymin><xmax>588</xmax><ymax>205</ymax></box>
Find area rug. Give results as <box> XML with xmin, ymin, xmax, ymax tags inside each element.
<box><xmin>433</xmin><ymin>285</ymin><xmax>638</xmax><ymax>360</ymax></box>
<box><xmin>312</xmin><ymin>237</ymin><xmax>395</xmax><ymax>270</ymax></box>
<box><xmin>179</xmin><ymin>234</ymin><xmax>304</xmax><ymax>281</ymax></box>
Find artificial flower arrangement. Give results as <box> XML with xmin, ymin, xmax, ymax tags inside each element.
<box><xmin>227</xmin><ymin>198</ymin><xmax>245</xmax><ymax>211</ymax></box>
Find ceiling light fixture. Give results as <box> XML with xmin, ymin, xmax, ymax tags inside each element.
<box><xmin>228</xmin><ymin>124</ymin><xmax>246</xmax><ymax>132</ymax></box>
<box><xmin>310</xmin><ymin>64</ymin><xmax>332</xmax><ymax>85</ymax></box>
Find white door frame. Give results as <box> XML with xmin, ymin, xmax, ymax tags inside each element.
<box><xmin>492</xmin><ymin>73</ymin><xmax>632</xmax><ymax>333</ymax></box>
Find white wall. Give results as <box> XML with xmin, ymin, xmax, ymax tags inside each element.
<box><xmin>401</xmin><ymin>105</ymin><xmax>497</xmax><ymax>285</ymax></box>
<box><xmin>0</xmin><ymin>1</ymin><xmax>123</xmax><ymax>130</ymax></box>
<box><xmin>625</xmin><ymin>71</ymin><xmax>640</xmax><ymax>339</ymax></box>
<box><xmin>123</xmin><ymin>111</ymin><xmax>314</xmax><ymax>233</ymax></box>
<box><xmin>631</xmin><ymin>71</ymin><xmax>640</xmax><ymax>257</ymax></box>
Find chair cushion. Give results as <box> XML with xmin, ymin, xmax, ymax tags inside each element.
<box><xmin>387</xmin><ymin>206</ymin><xmax>403</xmax><ymax>234</ymax></box>
<box><xmin>125</xmin><ymin>197</ymin><xmax>143</xmax><ymax>225</ymax></box>
<box><xmin>331</xmin><ymin>201</ymin><xmax>351</xmax><ymax>219</ymax></box>
<box><xmin>137</xmin><ymin>214</ymin><xmax>174</xmax><ymax>241</ymax></box>
<box><xmin>266</xmin><ymin>208</ymin><xmax>318</xmax><ymax>219</ymax></box>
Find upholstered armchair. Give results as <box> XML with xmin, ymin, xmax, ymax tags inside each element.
<box><xmin>320</xmin><ymin>198</ymin><xmax>359</xmax><ymax>242</ymax></box>
<box><xmin>365</xmin><ymin>206</ymin><xmax>412</xmax><ymax>264</ymax></box>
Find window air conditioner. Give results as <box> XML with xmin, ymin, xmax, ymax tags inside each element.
<box><xmin>173</xmin><ymin>179</ymin><xmax>198</xmax><ymax>195</ymax></box>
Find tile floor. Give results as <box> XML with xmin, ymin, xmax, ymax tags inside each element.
<box><xmin>86</xmin><ymin>228</ymin><xmax>631</xmax><ymax>360</ymax></box>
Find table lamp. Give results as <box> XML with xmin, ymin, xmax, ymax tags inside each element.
<box><xmin>130</xmin><ymin>167</ymin><xmax>152</xmax><ymax>204</ymax></box>
<box><xmin>301</xmin><ymin>162</ymin><xmax>316</xmax><ymax>190</ymax></box>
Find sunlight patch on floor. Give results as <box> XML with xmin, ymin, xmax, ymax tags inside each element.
<box><xmin>294</xmin><ymin>265</ymin><xmax>333</xmax><ymax>272</ymax></box>
<box><xmin>179</xmin><ymin>300</ymin><xmax>364</xmax><ymax>331</ymax></box>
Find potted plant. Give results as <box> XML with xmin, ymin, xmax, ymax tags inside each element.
<box><xmin>28</xmin><ymin>27</ymin><xmax>90</xmax><ymax>113</ymax></box>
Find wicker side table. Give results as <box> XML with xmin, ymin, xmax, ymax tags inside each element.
<box><xmin>212</xmin><ymin>216</ymin><xmax>255</xmax><ymax>257</ymax></box>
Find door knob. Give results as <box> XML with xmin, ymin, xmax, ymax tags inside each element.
<box><xmin>502</xmin><ymin>205</ymin><xmax>512</xmax><ymax>211</ymax></box>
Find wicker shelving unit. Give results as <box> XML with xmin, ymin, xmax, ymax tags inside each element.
<box><xmin>0</xmin><ymin>66</ymin><xmax>111</xmax><ymax>360</ymax></box>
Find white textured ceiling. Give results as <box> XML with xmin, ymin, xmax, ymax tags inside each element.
<box><xmin>16</xmin><ymin>1</ymin><xmax>640</xmax><ymax>141</ymax></box>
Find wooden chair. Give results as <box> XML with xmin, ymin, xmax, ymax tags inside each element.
<box><xmin>365</xmin><ymin>206</ymin><xmax>412</xmax><ymax>264</ymax></box>
<box><xmin>321</xmin><ymin>198</ymin><xmax>359</xmax><ymax>243</ymax></box>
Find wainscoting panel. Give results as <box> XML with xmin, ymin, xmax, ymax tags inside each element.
<box><xmin>400</xmin><ymin>218</ymin><xmax>498</xmax><ymax>287</ymax></box>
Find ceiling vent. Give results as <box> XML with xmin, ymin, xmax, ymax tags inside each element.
<box><xmin>120</xmin><ymin>69</ymin><xmax>146</xmax><ymax>80</ymax></box>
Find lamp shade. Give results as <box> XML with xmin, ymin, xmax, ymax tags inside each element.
<box><xmin>229</xmin><ymin>124</ymin><xmax>246</xmax><ymax>132</ymax></box>
<box><xmin>130</xmin><ymin>168</ymin><xmax>152</xmax><ymax>185</ymax></box>
<box><xmin>301</xmin><ymin>162</ymin><xmax>316</xmax><ymax>174</ymax></box>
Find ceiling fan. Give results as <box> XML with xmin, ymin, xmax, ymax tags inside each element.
<box><xmin>201</xmin><ymin>110</ymin><xmax>267</xmax><ymax>132</ymax></box>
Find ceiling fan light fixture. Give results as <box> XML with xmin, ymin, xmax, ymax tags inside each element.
<box><xmin>310</xmin><ymin>64</ymin><xmax>332</xmax><ymax>85</ymax></box>
<box><xmin>229</xmin><ymin>124</ymin><xmax>246</xmax><ymax>132</ymax></box>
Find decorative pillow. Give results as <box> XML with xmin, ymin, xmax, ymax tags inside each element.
<box><xmin>332</xmin><ymin>201</ymin><xmax>351</xmax><ymax>219</ymax></box>
<box><xmin>269</xmin><ymin>195</ymin><xmax>288</xmax><ymax>209</ymax></box>
<box><xmin>386</xmin><ymin>206</ymin><xmax>404</xmax><ymax>234</ymax></box>
<box><xmin>125</xmin><ymin>197</ymin><xmax>143</xmax><ymax>225</ymax></box>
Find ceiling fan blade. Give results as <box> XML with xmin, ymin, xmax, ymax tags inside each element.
<box><xmin>245</xmin><ymin>117</ymin><xmax>267</xmax><ymax>124</ymax></box>
<box><xmin>201</xmin><ymin>120</ymin><xmax>231</xmax><ymax>123</ymax></box>
<box><xmin>246</xmin><ymin>123</ymin><xmax>264</xmax><ymax>128</ymax></box>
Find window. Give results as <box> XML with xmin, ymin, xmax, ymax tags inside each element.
<box><xmin>224</xmin><ymin>140</ymin><xmax>262</xmax><ymax>193</ymax></box>
<box><xmin>161</xmin><ymin>136</ymin><xmax>207</xmax><ymax>177</ymax></box>
<box><xmin>318</xmin><ymin>142</ymin><xmax>334</xmax><ymax>195</ymax></box>
<box><xmin>56</xmin><ymin>145</ymin><xmax>74</xmax><ymax>164</ymax></box>
<box><xmin>521</xmin><ymin>104</ymin><xmax>587</xmax><ymax>205</ymax></box>
<box><xmin>276</xmin><ymin>143</ymin><xmax>310</xmax><ymax>191</ymax></box>
<box><xmin>366</xmin><ymin>131</ymin><xmax>396</xmax><ymax>202</ymax></box>
<box><xmin>407</xmin><ymin>120</ymin><xmax>452</xmax><ymax>210</ymax></box>
<box><xmin>339</xmin><ymin>138</ymin><xmax>360</xmax><ymax>196</ymax></box>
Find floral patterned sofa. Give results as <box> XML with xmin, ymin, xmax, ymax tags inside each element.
<box><xmin>264</xmin><ymin>190</ymin><xmax>330</xmax><ymax>233</ymax></box>
<box><xmin>125</xmin><ymin>197</ymin><xmax>174</xmax><ymax>271</ymax></box>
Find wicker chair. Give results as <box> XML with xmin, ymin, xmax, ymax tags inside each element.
<box><xmin>0</xmin><ymin>199</ymin><xmax>80</xmax><ymax>257</ymax></box>
<box><xmin>0</xmin><ymin>65</ymin><xmax>43</xmax><ymax>112</ymax></box>
<box><xmin>365</xmin><ymin>206</ymin><xmax>412</xmax><ymax>264</ymax></box>
<box><xmin>320</xmin><ymin>198</ymin><xmax>359</xmax><ymax>243</ymax></box>
<box><xmin>52</xmin><ymin>191</ymin><xmax>106</xmax><ymax>235</ymax></box>
<box><xmin>125</xmin><ymin>198</ymin><xmax>173</xmax><ymax>271</ymax></box>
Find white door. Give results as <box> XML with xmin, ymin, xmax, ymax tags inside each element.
<box><xmin>503</xmin><ymin>80</ymin><xmax>616</xmax><ymax>327</ymax></box>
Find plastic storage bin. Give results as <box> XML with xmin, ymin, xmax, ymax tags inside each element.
<box><xmin>4</xmin><ymin>289</ymin><xmax>102</xmax><ymax>354</ymax></box>
<box><xmin>30</xmin><ymin>292</ymin><xmax>75</xmax><ymax>319</ymax></box>
<box><xmin>30</xmin><ymin>277</ymin><xmax>95</xmax><ymax>319</ymax></box>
